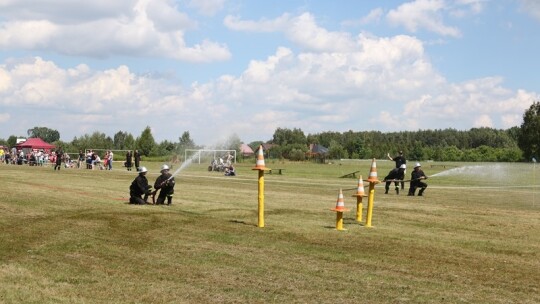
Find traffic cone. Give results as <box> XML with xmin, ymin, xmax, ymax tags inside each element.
<box><xmin>352</xmin><ymin>175</ymin><xmax>367</xmax><ymax>197</ymax></box>
<box><xmin>252</xmin><ymin>145</ymin><xmax>269</xmax><ymax>171</ymax></box>
<box><xmin>331</xmin><ymin>189</ymin><xmax>349</xmax><ymax>212</ymax></box>
<box><xmin>366</xmin><ymin>158</ymin><xmax>380</xmax><ymax>184</ymax></box>
<box><xmin>352</xmin><ymin>175</ymin><xmax>366</xmax><ymax>222</ymax></box>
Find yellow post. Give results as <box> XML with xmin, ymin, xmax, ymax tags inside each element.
<box><xmin>258</xmin><ymin>170</ymin><xmax>265</xmax><ymax>228</ymax></box>
<box><xmin>252</xmin><ymin>144</ymin><xmax>269</xmax><ymax>228</ymax></box>
<box><xmin>335</xmin><ymin>211</ymin><xmax>344</xmax><ymax>230</ymax></box>
<box><xmin>365</xmin><ymin>182</ymin><xmax>375</xmax><ymax>228</ymax></box>
<box><xmin>355</xmin><ymin>196</ymin><xmax>363</xmax><ymax>222</ymax></box>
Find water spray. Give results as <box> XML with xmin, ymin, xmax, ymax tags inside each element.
<box><xmin>166</xmin><ymin>150</ymin><xmax>204</xmax><ymax>181</ymax></box>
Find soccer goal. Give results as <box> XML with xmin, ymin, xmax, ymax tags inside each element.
<box><xmin>184</xmin><ymin>149</ymin><xmax>237</xmax><ymax>165</ymax></box>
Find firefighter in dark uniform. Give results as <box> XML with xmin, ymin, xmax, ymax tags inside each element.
<box><xmin>129</xmin><ymin>166</ymin><xmax>151</xmax><ymax>204</ymax></box>
<box><xmin>408</xmin><ymin>163</ymin><xmax>428</xmax><ymax>196</ymax></box>
<box><xmin>154</xmin><ymin>164</ymin><xmax>175</xmax><ymax>205</ymax></box>
<box><xmin>383</xmin><ymin>164</ymin><xmax>406</xmax><ymax>194</ymax></box>
<box><xmin>387</xmin><ymin>150</ymin><xmax>407</xmax><ymax>190</ymax></box>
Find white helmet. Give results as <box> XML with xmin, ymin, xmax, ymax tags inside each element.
<box><xmin>161</xmin><ymin>164</ymin><xmax>170</xmax><ymax>171</ymax></box>
<box><xmin>139</xmin><ymin>166</ymin><xmax>148</xmax><ymax>173</ymax></box>
<box><xmin>400</xmin><ymin>164</ymin><xmax>406</xmax><ymax>169</ymax></box>
<box><xmin>414</xmin><ymin>162</ymin><xmax>421</xmax><ymax>168</ymax></box>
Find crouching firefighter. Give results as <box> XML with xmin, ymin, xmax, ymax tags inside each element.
<box><xmin>129</xmin><ymin>166</ymin><xmax>151</xmax><ymax>204</ymax></box>
<box><xmin>154</xmin><ymin>164</ymin><xmax>175</xmax><ymax>205</ymax></box>
<box><xmin>383</xmin><ymin>164</ymin><xmax>406</xmax><ymax>194</ymax></box>
<box><xmin>408</xmin><ymin>163</ymin><xmax>428</xmax><ymax>196</ymax></box>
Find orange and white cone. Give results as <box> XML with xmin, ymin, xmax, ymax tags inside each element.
<box><xmin>352</xmin><ymin>175</ymin><xmax>367</xmax><ymax>197</ymax></box>
<box><xmin>331</xmin><ymin>189</ymin><xmax>349</xmax><ymax>212</ymax></box>
<box><xmin>366</xmin><ymin>158</ymin><xmax>380</xmax><ymax>184</ymax></box>
<box><xmin>252</xmin><ymin>145</ymin><xmax>269</xmax><ymax>171</ymax></box>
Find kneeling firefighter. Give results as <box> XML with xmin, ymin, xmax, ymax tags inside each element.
<box><xmin>129</xmin><ymin>166</ymin><xmax>151</xmax><ymax>204</ymax></box>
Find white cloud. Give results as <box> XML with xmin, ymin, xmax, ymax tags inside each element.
<box><xmin>473</xmin><ymin>114</ymin><xmax>493</xmax><ymax>128</ymax></box>
<box><xmin>0</xmin><ymin>3</ymin><xmax>536</xmax><ymax>144</ymax></box>
<box><xmin>225</xmin><ymin>12</ymin><xmax>356</xmax><ymax>52</ymax></box>
<box><xmin>188</xmin><ymin>0</ymin><xmax>226</xmax><ymax>17</ymax></box>
<box><xmin>361</xmin><ymin>8</ymin><xmax>384</xmax><ymax>25</ymax></box>
<box><xmin>223</xmin><ymin>13</ymin><xmax>291</xmax><ymax>32</ymax></box>
<box><xmin>519</xmin><ymin>0</ymin><xmax>540</xmax><ymax>22</ymax></box>
<box><xmin>0</xmin><ymin>0</ymin><xmax>230</xmax><ymax>62</ymax></box>
<box><xmin>387</xmin><ymin>0</ymin><xmax>461</xmax><ymax>37</ymax></box>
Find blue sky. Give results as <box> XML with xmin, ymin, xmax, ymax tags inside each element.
<box><xmin>0</xmin><ymin>0</ymin><xmax>539</xmax><ymax>145</ymax></box>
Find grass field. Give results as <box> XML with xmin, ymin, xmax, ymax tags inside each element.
<box><xmin>0</xmin><ymin>159</ymin><xmax>539</xmax><ymax>303</ymax></box>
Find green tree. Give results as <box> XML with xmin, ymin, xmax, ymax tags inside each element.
<box><xmin>328</xmin><ymin>140</ymin><xmax>348</xmax><ymax>159</ymax></box>
<box><xmin>113</xmin><ymin>131</ymin><xmax>134</xmax><ymax>150</ymax></box>
<box><xmin>7</xmin><ymin>135</ymin><xmax>17</xmax><ymax>148</ymax></box>
<box><xmin>176</xmin><ymin>131</ymin><xmax>196</xmax><ymax>156</ymax></box>
<box><xmin>137</xmin><ymin>126</ymin><xmax>156</xmax><ymax>156</ymax></box>
<box><xmin>518</xmin><ymin>101</ymin><xmax>540</xmax><ymax>161</ymax></box>
<box><xmin>71</xmin><ymin>131</ymin><xmax>113</xmax><ymax>151</ymax></box>
<box><xmin>155</xmin><ymin>140</ymin><xmax>176</xmax><ymax>156</ymax></box>
<box><xmin>27</xmin><ymin>126</ymin><xmax>60</xmax><ymax>143</ymax></box>
<box><xmin>272</xmin><ymin>127</ymin><xmax>307</xmax><ymax>146</ymax></box>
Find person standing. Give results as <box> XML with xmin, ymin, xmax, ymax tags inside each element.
<box><xmin>387</xmin><ymin>150</ymin><xmax>407</xmax><ymax>190</ymax></box>
<box><xmin>129</xmin><ymin>167</ymin><xmax>151</xmax><ymax>205</ymax></box>
<box><xmin>134</xmin><ymin>149</ymin><xmax>141</xmax><ymax>171</ymax></box>
<box><xmin>154</xmin><ymin>164</ymin><xmax>175</xmax><ymax>205</ymax></box>
<box><xmin>408</xmin><ymin>163</ymin><xmax>428</xmax><ymax>196</ymax></box>
<box><xmin>54</xmin><ymin>149</ymin><xmax>63</xmax><ymax>171</ymax></box>
<box><xmin>383</xmin><ymin>164</ymin><xmax>406</xmax><ymax>194</ymax></box>
<box><xmin>107</xmin><ymin>150</ymin><xmax>114</xmax><ymax>170</ymax></box>
<box><xmin>78</xmin><ymin>150</ymin><xmax>85</xmax><ymax>168</ymax></box>
<box><xmin>126</xmin><ymin>150</ymin><xmax>133</xmax><ymax>171</ymax></box>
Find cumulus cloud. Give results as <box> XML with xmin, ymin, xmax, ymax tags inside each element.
<box><xmin>387</xmin><ymin>0</ymin><xmax>461</xmax><ymax>37</ymax></box>
<box><xmin>224</xmin><ymin>12</ymin><xmax>356</xmax><ymax>52</ymax></box>
<box><xmin>0</xmin><ymin>0</ymin><xmax>231</xmax><ymax>62</ymax></box>
<box><xmin>386</xmin><ymin>0</ymin><xmax>484</xmax><ymax>37</ymax></box>
<box><xmin>0</xmin><ymin>4</ymin><xmax>535</xmax><ymax>144</ymax></box>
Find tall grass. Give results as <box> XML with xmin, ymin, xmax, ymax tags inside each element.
<box><xmin>0</xmin><ymin>160</ymin><xmax>538</xmax><ymax>303</ymax></box>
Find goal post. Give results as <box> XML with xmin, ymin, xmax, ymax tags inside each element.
<box><xmin>184</xmin><ymin>149</ymin><xmax>237</xmax><ymax>164</ymax></box>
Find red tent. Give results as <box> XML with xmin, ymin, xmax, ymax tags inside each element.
<box><xmin>15</xmin><ymin>138</ymin><xmax>56</xmax><ymax>152</ymax></box>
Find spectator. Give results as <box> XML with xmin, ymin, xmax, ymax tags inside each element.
<box><xmin>107</xmin><ymin>150</ymin><xmax>114</xmax><ymax>170</ymax></box>
<box><xmin>134</xmin><ymin>149</ymin><xmax>141</xmax><ymax>171</ymax></box>
<box><xmin>126</xmin><ymin>150</ymin><xmax>133</xmax><ymax>171</ymax></box>
<box><xmin>78</xmin><ymin>150</ymin><xmax>85</xmax><ymax>168</ymax></box>
<box><xmin>54</xmin><ymin>149</ymin><xmax>63</xmax><ymax>171</ymax></box>
<box><xmin>224</xmin><ymin>165</ymin><xmax>236</xmax><ymax>176</ymax></box>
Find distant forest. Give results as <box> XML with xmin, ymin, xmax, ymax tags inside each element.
<box><xmin>260</xmin><ymin>126</ymin><xmax>523</xmax><ymax>162</ymax></box>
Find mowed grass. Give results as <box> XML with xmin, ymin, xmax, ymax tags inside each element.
<box><xmin>0</xmin><ymin>160</ymin><xmax>538</xmax><ymax>303</ymax></box>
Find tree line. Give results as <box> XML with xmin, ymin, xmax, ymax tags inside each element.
<box><xmin>2</xmin><ymin>101</ymin><xmax>539</xmax><ymax>162</ymax></box>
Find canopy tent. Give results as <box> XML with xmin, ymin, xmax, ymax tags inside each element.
<box><xmin>15</xmin><ymin>138</ymin><xmax>56</xmax><ymax>152</ymax></box>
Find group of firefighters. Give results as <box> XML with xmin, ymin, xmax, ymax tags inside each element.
<box><xmin>384</xmin><ymin>151</ymin><xmax>428</xmax><ymax>196</ymax></box>
<box><xmin>128</xmin><ymin>150</ymin><xmax>427</xmax><ymax>206</ymax></box>
<box><xmin>129</xmin><ymin>164</ymin><xmax>175</xmax><ymax>205</ymax></box>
